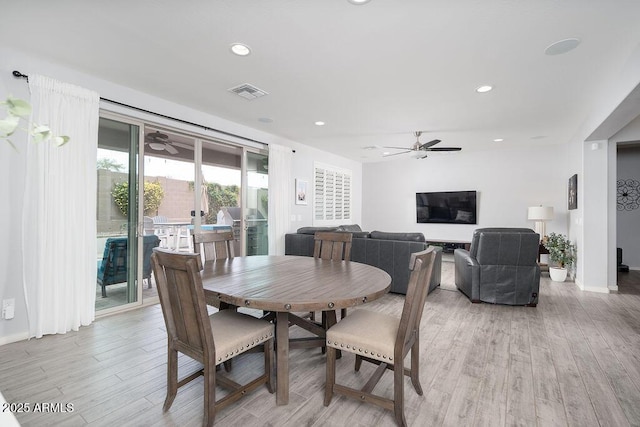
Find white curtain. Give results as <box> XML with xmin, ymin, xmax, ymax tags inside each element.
<box><xmin>23</xmin><ymin>75</ymin><xmax>99</xmax><ymax>338</ymax></box>
<box><xmin>268</xmin><ymin>144</ymin><xmax>293</xmax><ymax>255</ymax></box>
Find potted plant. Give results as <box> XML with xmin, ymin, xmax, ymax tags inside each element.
<box><xmin>542</xmin><ymin>232</ymin><xmax>576</xmax><ymax>282</ymax></box>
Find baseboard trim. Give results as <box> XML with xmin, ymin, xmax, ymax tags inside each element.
<box><xmin>0</xmin><ymin>331</ymin><xmax>29</xmax><ymax>346</ymax></box>
<box><xmin>574</xmin><ymin>279</ymin><xmax>611</xmax><ymax>294</ymax></box>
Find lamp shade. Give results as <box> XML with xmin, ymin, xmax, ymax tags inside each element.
<box><xmin>527</xmin><ymin>206</ymin><xmax>554</xmax><ymax>221</ymax></box>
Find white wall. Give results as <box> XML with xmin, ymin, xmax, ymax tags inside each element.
<box><xmin>0</xmin><ymin>48</ymin><xmax>362</xmax><ymax>344</ymax></box>
<box><xmin>0</xmin><ymin>64</ymin><xmax>30</xmax><ymax>344</ymax></box>
<box><xmin>362</xmin><ymin>144</ymin><xmax>571</xmax><ymax>240</ymax></box>
<box><xmin>581</xmin><ymin>140</ymin><xmax>614</xmax><ymax>292</ymax></box>
<box><xmin>289</xmin><ymin>141</ymin><xmax>362</xmax><ymax>230</ymax></box>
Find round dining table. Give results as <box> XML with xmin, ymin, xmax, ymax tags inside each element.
<box><xmin>200</xmin><ymin>255</ymin><xmax>391</xmax><ymax>405</ymax></box>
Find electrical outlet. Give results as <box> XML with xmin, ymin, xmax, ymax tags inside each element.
<box><xmin>2</xmin><ymin>298</ymin><xmax>15</xmax><ymax>320</ymax></box>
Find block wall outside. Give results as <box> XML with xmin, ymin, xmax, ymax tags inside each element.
<box><xmin>97</xmin><ymin>170</ymin><xmax>197</xmax><ymax>235</ymax></box>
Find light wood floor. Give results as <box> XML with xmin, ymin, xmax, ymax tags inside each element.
<box><xmin>2</xmin><ymin>264</ymin><xmax>640</xmax><ymax>426</ymax></box>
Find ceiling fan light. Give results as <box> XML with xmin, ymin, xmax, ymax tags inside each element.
<box><xmin>230</xmin><ymin>43</ymin><xmax>251</xmax><ymax>56</ymax></box>
<box><xmin>148</xmin><ymin>142</ymin><xmax>165</xmax><ymax>150</ymax></box>
<box><xmin>475</xmin><ymin>85</ymin><xmax>493</xmax><ymax>93</ymax></box>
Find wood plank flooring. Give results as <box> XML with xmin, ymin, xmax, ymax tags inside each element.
<box><xmin>1</xmin><ymin>264</ymin><xmax>640</xmax><ymax>426</ymax></box>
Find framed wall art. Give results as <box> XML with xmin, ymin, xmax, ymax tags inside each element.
<box><xmin>295</xmin><ymin>179</ymin><xmax>308</xmax><ymax>205</ymax></box>
<box><xmin>568</xmin><ymin>174</ymin><xmax>578</xmax><ymax>210</ymax></box>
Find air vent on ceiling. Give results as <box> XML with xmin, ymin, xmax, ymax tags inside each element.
<box><xmin>228</xmin><ymin>83</ymin><xmax>268</xmax><ymax>100</ymax></box>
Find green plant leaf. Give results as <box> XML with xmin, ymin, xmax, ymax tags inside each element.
<box><xmin>53</xmin><ymin>135</ymin><xmax>70</xmax><ymax>147</ymax></box>
<box><xmin>6</xmin><ymin>97</ymin><xmax>32</xmax><ymax>118</ymax></box>
<box><xmin>0</xmin><ymin>115</ymin><xmax>20</xmax><ymax>136</ymax></box>
<box><xmin>32</xmin><ymin>124</ymin><xmax>53</xmax><ymax>143</ymax></box>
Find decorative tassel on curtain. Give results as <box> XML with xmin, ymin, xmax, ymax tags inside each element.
<box><xmin>267</xmin><ymin>144</ymin><xmax>293</xmax><ymax>255</ymax></box>
<box><xmin>22</xmin><ymin>75</ymin><xmax>99</xmax><ymax>338</ymax></box>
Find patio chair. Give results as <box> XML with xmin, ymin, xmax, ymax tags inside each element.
<box><xmin>96</xmin><ymin>234</ymin><xmax>160</xmax><ymax>297</ymax></box>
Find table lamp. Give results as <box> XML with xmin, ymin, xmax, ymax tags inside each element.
<box><xmin>527</xmin><ymin>206</ymin><xmax>554</xmax><ymax>238</ymax></box>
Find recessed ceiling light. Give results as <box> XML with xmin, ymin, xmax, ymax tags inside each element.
<box><xmin>362</xmin><ymin>145</ymin><xmax>378</xmax><ymax>150</ymax></box>
<box><xmin>545</xmin><ymin>38</ymin><xmax>581</xmax><ymax>56</ymax></box>
<box><xmin>230</xmin><ymin>43</ymin><xmax>251</xmax><ymax>56</ymax></box>
<box><xmin>476</xmin><ymin>85</ymin><xmax>493</xmax><ymax>93</ymax></box>
<box><xmin>348</xmin><ymin>0</ymin><xmax>371</xmax><ymax>4</ymax></box>
<box><xmin>382</xmin><ymin>151</ymin><xmax>390</xmax><ymax>156</ymax></box>
<box><xmin>258</xmin><ymin>117</ymin><xmax>273</xmax><ymax>123</ymax></box>
<box><xmin>314</xmin><ymin>121</ymin><xmax>325</xmax><ymax>126</ymax></box>
<box><xmin>493</xmin><ymin>138</ymin><xmax>504</xmax><ymax>142</ymax></box>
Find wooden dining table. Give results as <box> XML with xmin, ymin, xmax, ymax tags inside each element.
<box><xmin>200</xmin><ymin>255</ymin><xmax>392</xmax><ymax>405</ymax></box>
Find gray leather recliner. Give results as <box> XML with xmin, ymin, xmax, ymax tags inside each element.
<box><xmin>454</xmin><ymin>228</ymin><xmax>540</xmax><ymax>306</ymax></box>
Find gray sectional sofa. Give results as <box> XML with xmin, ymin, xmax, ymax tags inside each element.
<box><xmin>284</xmin><ymin>225</ymin><xmax>442</xmax><ymax>295</ymax></box>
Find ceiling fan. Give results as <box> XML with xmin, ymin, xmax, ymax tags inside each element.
<box><xmin>144</xmin><ymin>131</ymin><xmax>194</xmax><ymax>155</ymax></box>
<box><xmin>383</xmin><ymin>131</ymin><xmax>461</xmax><ymax>159</ymax></box>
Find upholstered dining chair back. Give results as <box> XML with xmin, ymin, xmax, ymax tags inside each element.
<box><xmin>193</xmin><ymin>231</ymin><xmax>235</xmax><ymax>261</ymax></box>
<box><xmin>151</xmin><ymin>248</ymin><xmax>274</xmax><ymax>426</ymax></box>
<box><xmin>324</xmin><ymin>247</ymin><xmax>437</xmax><ymax>426</ymax></box>
<box><xmin>313</xmin><ymin>231</ymin><xmax>353</xmax><ymax>261</ymax></box>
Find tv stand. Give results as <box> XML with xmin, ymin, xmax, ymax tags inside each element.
<box><xmin>425</xmin><ymin>239</ymin><xmax>471</xmax><ymax>253</ymax></box>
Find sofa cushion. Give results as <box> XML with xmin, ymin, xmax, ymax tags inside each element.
<box><xmin>370</xmin><ymin>231</ymin><xmax>426</xmax><ymax>243</ymax></box>
<box><xmin>296</xmin><ymin>226</ymin><xmax>338</xmax><ymax>235</ymax></box>
<box><xmin>285</xmin><ymin>231</ymin><xmax>441</xmax><ymax>295</ymax></box>
<box><xmin>336</xmin><ymin>224</ymin><xmax>363</xmax><ymax>232</ymax></box>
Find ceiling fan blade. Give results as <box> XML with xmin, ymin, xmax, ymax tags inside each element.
<box><xmin>164</xmin><ymin>143</ymin><xmax>179</xmax><ymax>155</ymax></box>
<box><xmin>383</xmin><ymin>150</ymin><xmax>411</xmax><ymax>157</ymax></box>
<box><xmin>382</xmin><ymin>146</ymin><xmax>415</xmax><ymax>150</ymax></box>
<box><xmin>145</xmin><ymin>131</ymin><xmax>169</xmax><ymax>142</ymax></box>
<box><xmin>425</xmin><ymin>147</ymin><xmax>462</xmax><ymax>152</ymax></box>
<box><xmin>418</xmin><ymin>139</ymin><xmax>441</xmax><ymax>150</ymax></box>
<box><xmin>172</xmin><ymin>142</ymin><xmax>195</xmax><ymax>150</ymax></box>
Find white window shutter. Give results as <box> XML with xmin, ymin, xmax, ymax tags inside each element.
<box><xmin>313</xmin><ymin>163</ymin><xmax>352</xmax><ymax>225</ymax></box>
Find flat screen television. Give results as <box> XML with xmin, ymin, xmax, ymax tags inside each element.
<box><xmin>416</xmin><ymin>190</ymin><xmax>477</xmax><ymax>224</ymax></box>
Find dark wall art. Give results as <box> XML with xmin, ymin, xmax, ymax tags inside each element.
<box><xmin>568</xmin><ymin>174</ymin><xmax>578</xmax><ymax>210</ymax></box>
<box><xmin>617</xmin><ymin>179</ymin><xmax>640</xmax><ymax>211</ymax></box>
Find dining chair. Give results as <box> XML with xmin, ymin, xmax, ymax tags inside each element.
<box><xmin>192</xmin><ymin>230</ymin><xmax>235</xmax><ymax>263</ymax></box>
<box><xmin>192</xmin><ymin>231</ymin><xmax>235</xmax><ymax>309</ymax></box>
<box><xmin>151</xmin><ymin>248</ymin><xmax>274</xmax><ymax>427</ymax></box>
<box><xmin>324</xmin><ymin>247</ymin><xmax>437</xmax><ymax>427</ymax></box>
<box><xmin>313</xmin><ymin>231</ymin><xmax>353</xmax><ymax>322</ymax></box>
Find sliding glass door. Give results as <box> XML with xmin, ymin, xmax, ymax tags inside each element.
<box><xmin>96</xmin><ymin>113</ymin><xmax>269</xmax><ymax>314</ymax></box>
<box><xmin>96</xmin><ymin>116</ymin><xmax>142</xmax><ymax>312</ymax></box>
<box><xmin>245</xmin><ymin>152</ymin><xmax>269</xmax><ymax>255</ymax></box>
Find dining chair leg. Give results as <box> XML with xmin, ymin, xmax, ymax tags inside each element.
<box><xmin>322</xmin><ymin>311</ymin><xmax>341</xmax><ymax>358</ymax></box>
<box><xmin>410</xmin><ymin>339</ymin><xmax>422</xmax><ymax>395</ymax></box>
<box><xmin>354</xmin><ymin>354</ymin><xmax>363</xmax><ymax>371</ymax></box>
<box><xmin>324</xmin><ymin>346</ymin><xmax>336</xmax><ymax>406</ymax></box>
<box><xmin>203</xmin><ymin>362</ymin><xmax>216</xmax><ymax>427</ymax></box>
<box><xmin>394</xmin><ymin>361</ymin><xmax>406</xmax><ymax>427</ymax></box>
<box><xmin>163</xmin><ymin>346</ymin><xmax>178</xmax><ymax>412</ymax></box>
<box><xmin>265</xmin><ymin>339</ymin><xmax>274</xmax><ymax>394</ymax></box>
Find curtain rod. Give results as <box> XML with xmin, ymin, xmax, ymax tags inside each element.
<box><xmin>12</xmin><ymin>70</ymin><xmax>295</xmax><ymax>152</ymax></box>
